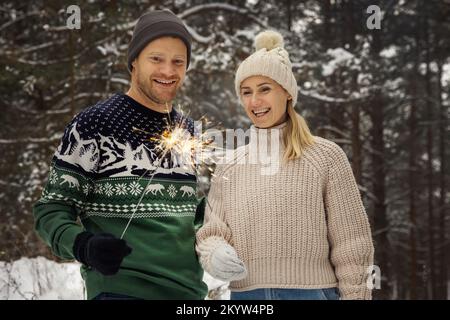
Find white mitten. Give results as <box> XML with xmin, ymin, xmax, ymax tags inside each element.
<box><xmin>197</xmin><ymin>237</ymin><xmax>247</xmax><ymax>282</ymax></box>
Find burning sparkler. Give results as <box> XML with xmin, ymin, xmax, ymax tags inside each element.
<box><xmin>120</xmin><ymin>106</ymin><xmax>220</xmax><ymax>239</ymax></box>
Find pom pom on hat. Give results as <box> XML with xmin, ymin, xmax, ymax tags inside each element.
<box><xmin>254</xmin><ymin>30</ymin><xmax>284</xmax><ymax>51</ymax></box>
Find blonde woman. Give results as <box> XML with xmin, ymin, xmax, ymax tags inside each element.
<box><xmin>196</xmin><ymin>30</ymin><xmax>374</xmax><ymax>300</ymax></box>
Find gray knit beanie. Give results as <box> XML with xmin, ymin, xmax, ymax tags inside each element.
<box><xmin>235</xmin><ymin>30</ymin><xmax>298</xmax><ymax>106</ymax></box>
<box><xmin>127</xmin><ymin>10</ymin><xmax>192</xmax><ymax>72</ymax></box>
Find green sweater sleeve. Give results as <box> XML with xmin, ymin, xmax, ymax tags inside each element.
<box><xmin>33</xmin><ymin>115</ymin><xmax>99</xmax><ymax>260</ymax></box>
<box><xmin>33</xmin><ymin>201</ymin><xmax>84</xmax><ymax>260</ymax></box>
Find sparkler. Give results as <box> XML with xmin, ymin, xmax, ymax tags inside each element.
<box><xmin>120</xmin><ymin>106</ymin><xmax>220</xmax><ymax>239</ymax></box>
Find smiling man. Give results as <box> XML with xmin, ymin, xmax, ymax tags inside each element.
<box><xmin>127</xmin><ymin>11</ymin><xmax>191</xmax><ymax>113</ymax></box>
<box><xmin>32</xmin><ymin>10</ymin><xmax>208</xmax><ymax>300</ymax></box>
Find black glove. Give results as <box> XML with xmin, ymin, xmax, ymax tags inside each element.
<box><xmin>73</xmin><ymin>231</ymin><xmax>132</xmax><ymax>276</ymax></box>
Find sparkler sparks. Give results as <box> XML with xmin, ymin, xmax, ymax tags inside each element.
<box><xmin>120</xmin><ymin>106</ymin><xmax>221</xmax><ymax>239</ymax></box>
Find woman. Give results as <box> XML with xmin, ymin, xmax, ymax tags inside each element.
<box><xmin>196</xmin><ymin>30</ymin><xmax>374</xmax><ymax>300</ymax></box>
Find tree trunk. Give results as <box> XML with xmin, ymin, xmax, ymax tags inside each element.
<box><xmin>408</xmin><ymin>75</ymin><xmax>419</xmax><ymax>301</ymax></box>
<box><xmin>321</xmin><ymin>0</ymin><xmax>332</xmax><ymax>43</ymax></box>
<box><xmin>346</xmin><ymin>0</ymin><xmax>362</xmax><ymax>183</ymax></box>
<box><xmin>369</xmin><ymin>28</ymin><xmax>389</xmax><ymax>299</ymax></box>
<box><xmin>69</xmin><ymin>29</ymin><xmax>76</xmax><ymax>116</ymax></box>
<box><xmin>434</xmin><ymin>3</ymin><xmax>448</xmax><ymax>300</ymax></box>
<box><xmin>285</xmin><ymin>0</ymin><xmax>292</xmax><ymax>31</ymax></box>
<box><xmin>407</xmin><ymin>9</ymin><xmax>423</xmax><ymax>299</ymax></box>
<box><xmin>423</xmin><ymin>7</ymin><xmax>436</xmax><ymax>299</ymax></box>
<box><xmin>437</xmin><ymin>58</ymin><xmax>448</xmax><ymax>300</ymax></box>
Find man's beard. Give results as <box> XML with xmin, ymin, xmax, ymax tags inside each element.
<box><xmin>136</xmin><ymin>72</ymin><xmax>178</xmax><ymax>106</ymax></box>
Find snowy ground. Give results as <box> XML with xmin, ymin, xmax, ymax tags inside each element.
<box><xmin>0</xmin><ymin>257</ymin><xmax>230</xmax><ymax>300</ymax></box>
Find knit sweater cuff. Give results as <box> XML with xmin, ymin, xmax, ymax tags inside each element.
<box><xmin>340</xmin><ymin>286</ymin><xmax>372</xmax><ymax>300</ymax></box>
<box><xmin>196</xmin><ymin>236</ymin><xmax>229</xmax><ymax>273</ymax></box>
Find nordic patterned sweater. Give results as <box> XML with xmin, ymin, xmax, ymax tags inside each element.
<box><xmin>33</xmin><ymin>93</ymin><xmax>208</xmax><ymax>300</ymax></box>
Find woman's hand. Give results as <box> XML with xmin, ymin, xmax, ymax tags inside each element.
<box><xmin>197</xmin><ymin>237</ymin><xmax>247</xmax><ymax>282</ymax></box>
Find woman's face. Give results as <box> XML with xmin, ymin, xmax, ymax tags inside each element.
<box><xmin>240</xmin><ymin>76</ymin><xmax>291</xmax><ymax>128</ymax></box>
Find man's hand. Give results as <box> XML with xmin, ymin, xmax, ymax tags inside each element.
<box><xmin>73</xmin><ymin>232</ymin><xmax>132</xmax><ymax>276</ymax></box>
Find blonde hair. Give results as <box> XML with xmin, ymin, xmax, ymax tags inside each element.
<box><xmin>282</xmin><ymin>101</ymin><xmax>316</xmax><ymax>161</ymax></box>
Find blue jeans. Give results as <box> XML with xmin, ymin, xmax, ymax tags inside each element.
<box><xmin>92</xmin><ymin>292</ymin><xmax>143</xmax><ymax>300</ymax></box>
<box><xmin>230</xmin><ymin>288</ymin><xmax>340</xmax><ymax>300</ymax></box>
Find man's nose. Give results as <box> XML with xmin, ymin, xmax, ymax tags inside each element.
<box><xmin>159</xmin><ymin>62</ymin><xmax>176</xmax><ymax>78</ymax></box>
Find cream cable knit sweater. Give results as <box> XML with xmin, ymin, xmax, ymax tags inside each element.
<box><xmin>196</xmin><ymin>122</ymin><xmax>375</xmax><ymax>300</ymax></box>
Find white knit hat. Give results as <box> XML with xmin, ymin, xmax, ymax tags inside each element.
<box><xmin>235</xmin><ymin>30</ymin><xmax>298</xmax><ymax>106</ymax></box>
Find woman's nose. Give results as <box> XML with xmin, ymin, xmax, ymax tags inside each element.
<box><xmin>250</xmin><ymin>94</ymin><xmax>262</xmax><ymax>107</ymax></box>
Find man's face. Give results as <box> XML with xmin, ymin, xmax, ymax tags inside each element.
<box><xmin>131</xmin><ymin>36</ymin><xmax>187</xmax><ymax>107</ymax></box>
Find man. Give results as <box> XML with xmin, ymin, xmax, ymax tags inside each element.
<box><xmin>33</xmin><ymin>10</ymin><xmax>208</xmax><ymax>300</ymax></box>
